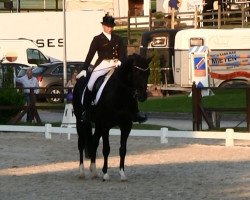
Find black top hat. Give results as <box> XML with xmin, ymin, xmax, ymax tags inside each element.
<box><xmin>101</xmin><ymin>14</ymin><xmax>116</xmax><ymax>27</ymax></box>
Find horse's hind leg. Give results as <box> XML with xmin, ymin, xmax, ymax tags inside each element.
<box><xmin>89</xmin><ymin>128</ymin><xmax>102</xmax><ymax>179</ymax></box>
<box><xmin>84</xmin><ymin>121</ymin><xmax>93</xmax><ymax>159</ymax></box>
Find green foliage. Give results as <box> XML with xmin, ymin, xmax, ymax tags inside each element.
<box><xmin>139</xmin><ymin>89</ymin><xmax>246</xmax><ymax>113</ymax></box>
<box><xmin>154</xmin><ymin>11</ymin><xmax>165</xmax><ymax>19</ymax></box>
<box><xmin>202</xmin><ymin>89</ymin><xmax>245</xmax><ymax>108</ymax></box>
<box><xmin>139</xmin><ymin>94</ymin><xmax>193</xmax><ymax>113</ymax></box>
<box><xmin>0</xmin><ymin>88</ymin><xmax>25</xmax><ymax>124</ymax></box>
<box><xmin>148</xmin><ymin>49</ymin><xmax>161</xmax><ymax>85</ymax></box>
<box><xmin>2</xmin><ymin>66</ymin><xmax>14</xmax><ymax>88</ymax></box>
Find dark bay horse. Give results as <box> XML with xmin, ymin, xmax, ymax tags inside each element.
<box><xmin>73</xmin><ymin>53</ymin><xmax>151</xmax><ymax>181</ymax></box>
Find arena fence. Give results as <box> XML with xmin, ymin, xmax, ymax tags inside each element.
<box><xmin>0</xmin><ymin>124</ymin><xmax>249</xmax><ymax>147</ymax></box>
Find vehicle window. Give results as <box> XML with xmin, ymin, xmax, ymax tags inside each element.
<box><xmin>190</xmin><ymin>38</ymin><xmax>204</xmax><ymax>47</ymax></box>
<box><xmin>51</xmin><ymin>65</ymin><xmax>63</xmax><ymax>75</ymax></box>
<box><xmin>17</xmin><ymin>68</ymin><xmax>27</xmax><ymax>77</ymax></box>
<box><xmin>67</xmin><ymin>64</ymin><xmax>81</xmax><ymax>74</ymax></box>
<box><xmin>150</xmin><ymin>36</ymin><xmax>169</xmax><ymax>47</ymax></box>
<box><xmin>32</xmin><ymin>66</ymin><xmax>47</xmax><ymax>75</ymax></box>
<box><xmin>27</xmin><ymin>48</ymin><xmax>48</xmax><ymax>65</ymax></box>
<box><xmin>1</xmin><ymin>63</ymin><xmax>28</xmax><ymax>77</ymax></box>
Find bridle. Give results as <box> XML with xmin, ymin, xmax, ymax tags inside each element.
<box><xmin>131</xmin><ymin>64</ymin><xmax>150</xmax><ymax>99</ymax></box>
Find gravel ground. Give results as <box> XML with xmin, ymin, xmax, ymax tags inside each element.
<box><xmin>1</xmin><ymin>132</ymin><xmax>250</xmax><ymax>200</ymax></box>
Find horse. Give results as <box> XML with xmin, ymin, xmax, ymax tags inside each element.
<box><xmin>73</xmin><ymin>53</ymin><xmax>151</xmax><ymax>181</ymax></box>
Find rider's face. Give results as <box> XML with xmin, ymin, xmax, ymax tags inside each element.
<box><xmin>102</xmin><ymin>25</ymin><xmax>113</xmax><ymax>34</ymax></box>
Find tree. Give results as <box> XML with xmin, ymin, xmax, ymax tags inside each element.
<box><xmin>148</xmin><ymin>49</ymin><xmax>161</xmax><ymax>85</ymax></box>
<box><xmin>0</xmin><ymin>63</ymin><xmax>25</xmax><ymax>124</ymax></box>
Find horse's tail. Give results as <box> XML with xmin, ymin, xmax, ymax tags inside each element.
<box><xmin>72</xmin><ymin>76</ymin><xmax>87</xmax><ymax>119</ymax></box>
<box><xmin>73</xmin><ymin>76</ymin><xmax>93</xmax><ymax>158</ymax></box>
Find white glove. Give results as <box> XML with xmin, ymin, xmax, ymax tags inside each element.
<box><xmin>76</xmin><ymin>70</ymin><xmax>87</xmax><ymax>79</ymax></box>
<box><xmin>115</xmin><ymin>60</ymin><xmax>121</xmax><ymax>67</ymax></box>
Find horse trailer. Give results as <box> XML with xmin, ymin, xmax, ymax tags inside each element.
<box><xmin>172</xmin><ymin>28</ymin><xmax>250</xmax><ymax>90</ymax></box>
<box><xmin>142</xmin><ymin>28</ymin><xmax>250</xmax><ymax>93</ymax></box>
<box><xmin>139</xmin><ymin>29</ymin><xmax>180</xmax><ymax>91</ymax></box>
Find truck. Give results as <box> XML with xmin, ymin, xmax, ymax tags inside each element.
<box><xmin>140</xmin><ymin>28</ymin><xmax>250</xmax><ymax>93</ymax></box>
<box><xmin>0</xmin><ymin>10</ymin><xmax>104</xmax><ymax>62</ymax></box>
<box><xmin>0</xmin><ymin>38</ymin><xmax>51</xmax><ymax>87</ymax></box>
<box><xmin>0</xmin><ymin>38</ymin><xmax>50</xmax><ymax>68</ymax></box>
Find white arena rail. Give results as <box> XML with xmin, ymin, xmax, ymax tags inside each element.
<box><xmin>0</xmin><ymin>124</ymin><xmax>250</xmax><ymax>146</ymax></box>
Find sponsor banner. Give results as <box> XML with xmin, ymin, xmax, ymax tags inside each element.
<box><xmin>189</xmin><ymin>46</ymin><xmax>209</xmax><ymax>88</ymax></box>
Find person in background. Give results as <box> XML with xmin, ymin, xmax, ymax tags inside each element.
<box><xmin>163</xmin><ymin>0</ymin><xmax>182</xmax><ymax>13</ymax></box>
<box><xmin>66</xmin><ymin>69</ymin><xmax>78</xmax><ymax>88</ymax></box>
<box><xmin>16</xmin><ymin>67</ymin><xmax>39</xmax><ymax>122</ymax></box>
<box><xmin>77</xmin><ymin>13</ymin><xmax>147</xmax><ymax>123</ymax></box>
<box><xmin>66</xmin><ymin>69</ymin><xmax>78</xmax><ymax>103</ymax></box>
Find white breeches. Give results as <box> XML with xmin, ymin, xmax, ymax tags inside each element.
<box><xmin>87</xmin><ymin>59</ymin><xmax>120</xmax><ymax>91</ymax></box>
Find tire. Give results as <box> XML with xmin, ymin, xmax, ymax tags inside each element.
<box><xmin>220</xmin><ymin>80</ymin><xmax>248</xmax><ymax>88</ymax></box>
<box><xmin>46</xmin><ymin>87</ymin><xmax>64</xmax><ymax>103</ymax></box>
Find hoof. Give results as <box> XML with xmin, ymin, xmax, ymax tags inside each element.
<box><xmin>90</xmin><ymin>163</ymin><xmax>98</xmax><ymax>179</ymax></box>
<box><xmin>119</xmin><ymin>170</ymin><xmax>127</xmax><ymax>181</ymax></box>
<box><xmin>79</xmin><ymin>173</ymin><xmax>85</xmax><ymax>179</ymax></box>
<box><xmin>79</xmin><ymin>164</ymin><xmax>85</xmax><ymax>179</ymax></box>
<box><xmin>103</xmin><ymin>173</ymin><xmax>110</xmax><ymax>181</ymax></box>
<box><xmin>91</xmin><ymin>172</ymin><xmax>99</xmax><ymax>179</ymax></box>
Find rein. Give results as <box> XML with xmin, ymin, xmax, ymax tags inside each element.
<box><xmin>90</xmin><ymin>64</ymin><xmax>149</xmax><ymax>73</ymax></box>
<box><xmin>133</xmin><ymin>65</ymin><xmax>150</xmax><ymax>72</ymax></box>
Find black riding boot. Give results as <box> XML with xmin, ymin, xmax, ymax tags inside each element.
<box><xmin>81</xmin><ymin>87</ymin><xmax>93</xmax><ymax>122</ymax></box>
<box><xmin>131</xmin><ymin>98</ymin><xmax>147</xmax><ymax>123</ymax></box>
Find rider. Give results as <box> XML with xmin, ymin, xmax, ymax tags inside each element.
<box><xmin>77</xmin><ymin>13</ymin><xmax>147</xmax><ymax>123</ymax></box>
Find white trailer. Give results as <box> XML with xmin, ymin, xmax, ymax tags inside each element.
<box><xmin>0</xmin><ymin>10</ymin><xmax>104</xmax><ymax>63</ymax></box>
<box><xmin>0</xmin><ymin>38</ymin><xmax>49</xmax><ymax>67</ymax></box>
<box><xmin>169</xmin><ymin>28</ymin><xmax>250</xmax><ymax>90</ymax></box>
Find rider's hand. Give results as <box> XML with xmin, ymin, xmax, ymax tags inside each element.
<box><xmin>114</xmin><ymin>60</ymin><xmax>121</xmax><ymax>67</ymax></box>
<box><xmin>76</xmin><ymin>70</ymin><xmax>87</xmax><ymax>79</ymax></box>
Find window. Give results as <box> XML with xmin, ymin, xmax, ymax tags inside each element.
<box><xmin>190</xmin><ymin>38</ymin><xmax>204</xmax><ymax>46</ymax></box>
<box><xmin>27</xmin><ymin>49</ymin><xmax>48</xmax><ymax>65</ymax></box>
<box><xmin>150</xmin><ymin>36</ymin><xmax>168</xmax><ymax>47</ymax></box>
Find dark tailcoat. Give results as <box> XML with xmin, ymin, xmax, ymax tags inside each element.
<box><xmin>83</xmin><ymin>32</ymin><xmax>127</xmax><ymax>70</ymax></box>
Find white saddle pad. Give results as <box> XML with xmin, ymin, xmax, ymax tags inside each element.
<box><xmin>93</xmin><ymin>69</ymin><xmax>114</xmax><ymax>105</ymax></box>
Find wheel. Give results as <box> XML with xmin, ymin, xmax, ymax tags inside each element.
<box><xmin>161</xmin><ymin>90</ymin><xmax>168</xmax><ymax>97</ymax></box>
<box><xmin>220</xmin><ymin>80</ymin><xmax>248</xmax><ymax>88</ymax></box>
<box><xmin>46</xmin><ymin>87</ymin><xmax>64</xmax><ymax>103</ymax></box>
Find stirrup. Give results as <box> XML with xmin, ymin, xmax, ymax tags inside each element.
<box><xmin>81</xmin><ymin>111</ymin><xmax>89</xmax><ymax>122</ymax></box>
<box><xmin>133</xmin><ymin>112</ymin><xmax>147</xmax><ymax>124</ymax></box>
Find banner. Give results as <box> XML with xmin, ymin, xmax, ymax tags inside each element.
<box><xmin>190</xmin><ymin>52</ymin><xmax>208</xmax><ymax>88</ymax></box>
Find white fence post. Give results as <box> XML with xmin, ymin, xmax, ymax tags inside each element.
<box><xmin>45</xmin><ymin>123</ymin><xmax>52</xmax><ymax>139</ymax></box>
<box><xmin>161</xmin><ymin>127</ymin><xmax>168</xmax><ymax>144</ymax></box>
<box><xmin>225</xmin><ymin>128</ymin><xmax>234</xmax><ymax>147</ymax></box>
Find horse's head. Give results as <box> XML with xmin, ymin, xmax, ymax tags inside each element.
<box><xmin>124</xmin><ymin>53</ymin><xmax>151</xmax><ymax>102</ymax></box>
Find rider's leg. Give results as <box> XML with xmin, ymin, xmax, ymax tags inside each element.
<box><xmin>82</xmin><ymin>60</ymin><xmax>113</xmax><ymax>121</ymax></box>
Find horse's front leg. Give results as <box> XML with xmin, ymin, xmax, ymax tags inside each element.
<box><xmin>119</xmin><ymin>123</ymin><xmax>132</xmax><ymax>181</ymax></box>
<box><xmin>101</xmin><ymin>130</ymin><xmax>111</xmax><ymax>181</ymax></box>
